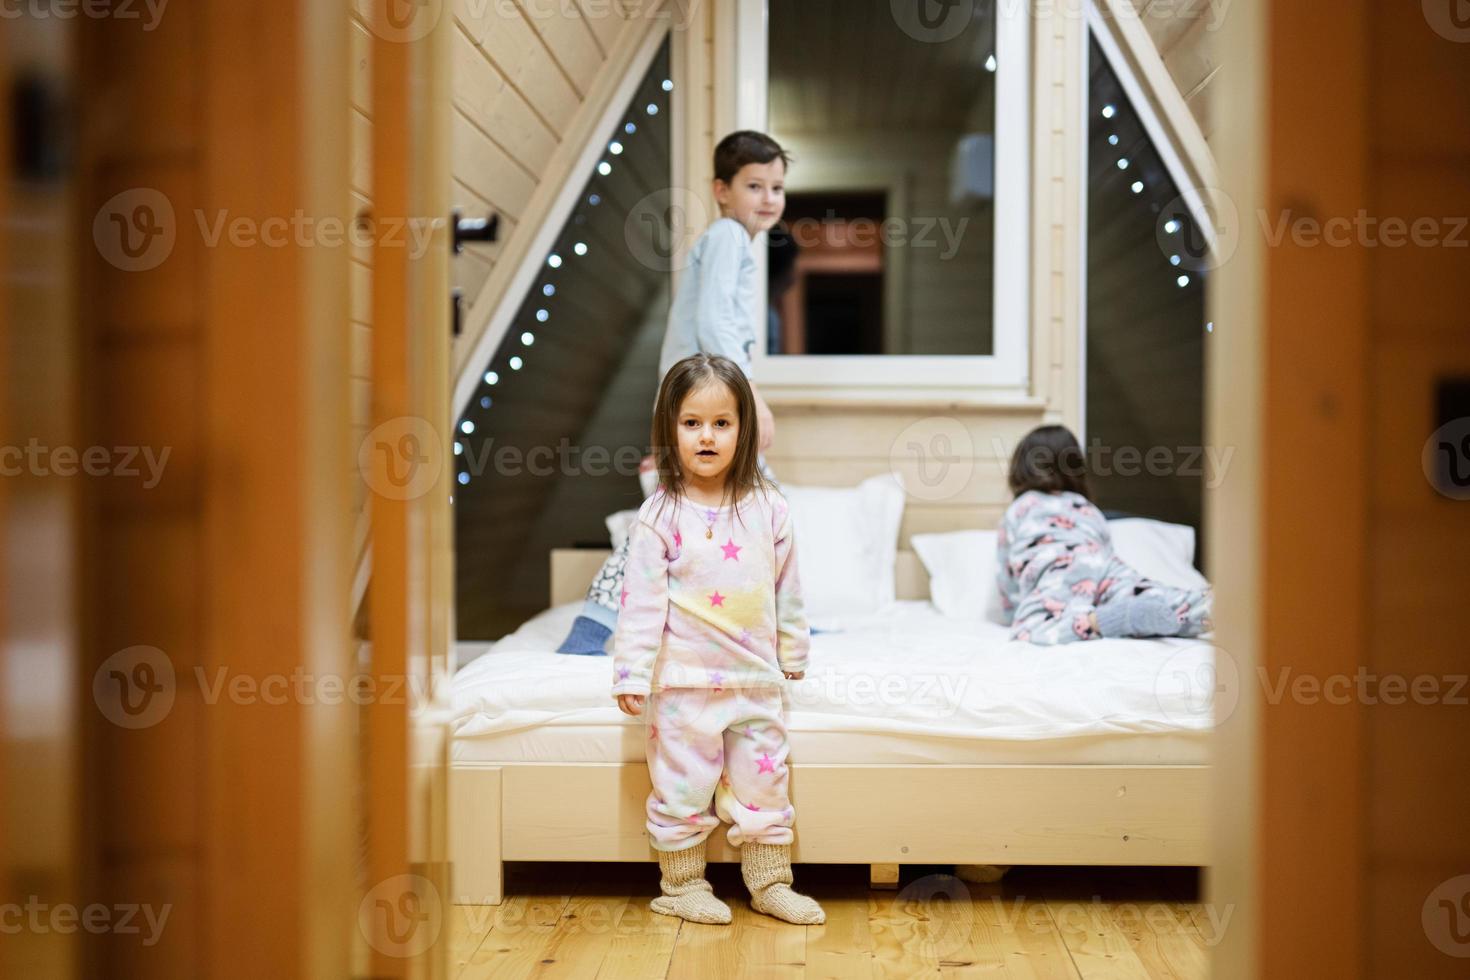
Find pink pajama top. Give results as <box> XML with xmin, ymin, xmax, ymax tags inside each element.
<box><xmin>610</xmin><ymin>485</ymin><xmax>810</xmax><ymax>697</ymax></box>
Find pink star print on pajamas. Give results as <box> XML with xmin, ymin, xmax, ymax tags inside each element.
<box><xmin>756</xmin><ymin>753</ymin><xmax>775</xmax><ymax>774</ymax></box>
<box><xmin>609</xmin><ymin>486</ymin><xmax>810</xmax><ymax>699</ymax></box>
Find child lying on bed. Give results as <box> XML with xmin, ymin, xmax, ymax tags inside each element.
<box><xmin>611</xmin><ymin>353</ymin><xmax>824</xmax><ymax>927</ymax></box>
<box><xmin>997</xmin><ymin>425</ymin><xmax>1213</xmax><ymax>645</ymax></box>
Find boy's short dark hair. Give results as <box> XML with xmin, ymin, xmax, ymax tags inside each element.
<box><xmin>713</xmin><ymin>130</ymin><xmax>792</xmax><ymax>184</ymax></box>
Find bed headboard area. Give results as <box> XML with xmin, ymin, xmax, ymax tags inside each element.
<box><xmin>550</xmin><ymin>549</ymin><xmax>932</xmax><ymax>607</ymax></box>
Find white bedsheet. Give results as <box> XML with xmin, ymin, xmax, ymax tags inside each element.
<box><xmin>452</xmin><ymin>600</ymin><xmax>1217</xmax><ymax>745</ymax></box>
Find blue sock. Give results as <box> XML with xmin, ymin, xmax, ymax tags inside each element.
<box><xmin>1096</xmin><ymin>592</ymin><xmax>1183</xmax><ymax>638</ymax></box>
<box><xmin>556</xmin><ymin>615</ymin><xmax>612</xmax><ymax>655</ymax></box>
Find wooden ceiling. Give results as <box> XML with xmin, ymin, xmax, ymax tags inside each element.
<box><xmin>768</xmin><ymin>0</ymin><xmax>995</xmax><ymax>133</ymax></box>
<box><xmin>1123</xmin><ymin>0</ymin><xmax>1222</xmax><ymax>141</ymax></box>
<box><xmin>768</xmin><ymin>0</ymin><xmax>1219</xmax><ymax>142</ymax></box>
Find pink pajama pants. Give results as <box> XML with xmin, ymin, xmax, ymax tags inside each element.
<box><xmin>644</xmin><ymin>685</ymin><xmax>796</xmax><ymax>852</ymax></box>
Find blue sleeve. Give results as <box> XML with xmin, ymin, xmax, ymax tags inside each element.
<box><xmin>694</xmin><ymin>222</ymin><xmax>754</xmax><ymax>377</ymax></box>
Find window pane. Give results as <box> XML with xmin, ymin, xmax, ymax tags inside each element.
<box><xmin>767</xmin><ymin>0</ymin><xmax>996</xmax><ymax>356</ymax></box>
<box><xmin>453</xmin><ymin>39</ymin><xmax>672</xmax><ymax>639</ymax></box>
<box><xmin>1085</xmin><ymin>34</ymin><xmax>1208</xmax><ymax>554</ymax></box>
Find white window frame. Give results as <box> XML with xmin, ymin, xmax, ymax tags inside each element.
<box><xmin>730</xmin><ymin>0</ymin><xmax>1032</xmax><ymax>399</ymax></box>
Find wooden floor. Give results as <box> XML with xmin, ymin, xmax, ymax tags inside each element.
<box><xmin>450</xmin><ymin>862</ymin><xmax>1217</xmax><ymax>978</ymax></box>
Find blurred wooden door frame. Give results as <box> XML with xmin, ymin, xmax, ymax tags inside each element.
<box><xmin>0</xmin><ymin>17</ymin><xmax>83</xmax><ymax>979</ymax></box>
<box><xmin>38</xmin><ymin>0</ymin><xmax>453</xmax><ymax>975</ymax></box>
<box><xmin>363</xmin><ymin>2</ymin><xmax>454</xmax><ymax>978</ymax></box>
<box><xmin>197</xmin><ymin>2</ymin><xmax>362</xmax><ymax>977</ymax></box>
<box><xmin>1207</xmin><ymin>0</ymin><xmax>1368</xmax><ymax>977</ymax></box>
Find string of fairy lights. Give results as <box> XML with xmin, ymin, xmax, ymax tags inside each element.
<box><xmin>449</xmin><ymin>58</ymin><xmax>1208</xmax><ymax>504</ymax></box>
<box><xmin>451</xmin><ymin>75</ymin><xmax>675</xmax><ymax>496</ymax></box>
<box><xmin>1100</xmin><ymin>97</ymin><xmax>1210</xmax><ymax>333</ymax></box>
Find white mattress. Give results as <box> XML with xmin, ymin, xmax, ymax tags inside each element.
<box><xmin>452</xmin><ymin>601</ymin><xmax>1215</xmax><ymax>767</ymax></box>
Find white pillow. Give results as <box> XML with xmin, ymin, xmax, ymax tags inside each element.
<box><xmin>910</xmin><ymin>529</ymin><xmax>1004</xmax><ymax>623</ymax></box>
<box><xmin>782</xmin><ymin>473</ymin><xmax>906</xmax><ymax>627</ymax></box>
<box><xmin>605</xmin><ymin>509</ymin><xmax>641</xmax><ymax>551</ymax></box>
<box><xmin>913</xmin><ymin>516</ymin><xmax>1207</xmax><ymax>622</ymax></box>
<box><xmin>1107</xmin><ymin>518</ymin><xmax>1208</xmax><ymax>591</ymax></box>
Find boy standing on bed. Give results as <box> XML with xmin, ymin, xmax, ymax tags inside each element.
<box><xmin>557</xmin><ymin>131</ymin><xmax>792</xmax><ymax>656</ymax></box>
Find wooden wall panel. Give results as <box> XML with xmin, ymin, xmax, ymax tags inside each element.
<box><xmin>1</xmin><ymin>17</ymin><xmax>83</xmax><ymax>979</ymax></box>
<box><xmin>1361</xmin><ymin>0</ymin><xmax>1470</xmax><ymax>974</ymax></box>
<box><xmin>1124</xmin><ymin>0</ymin><xmax>1222</xmax><ymax>146</ymax></box>
<box><xmin>453</xmin><ymin>0</ymin><xmax>583</xmax><ymax>133</ymax></box>
<box><xmin>349</xmin><ymin>0</ymin><xmax>375</xmax><ymax>614</ymax></box>
<box><xmin>77</xmin><ymin>1</ymin><xmax>359</xmax><ymax>974</ymax></box>
<box><xmin>1208</xmin><ymin>0</ymin><xmax>1470</xmax><ymax>975</ymax></box>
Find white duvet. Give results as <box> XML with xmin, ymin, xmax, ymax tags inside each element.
<box><xmin>451</xmin><ymin>601</ymin><xmax>1219</xmax><ymax>742</ymax></box>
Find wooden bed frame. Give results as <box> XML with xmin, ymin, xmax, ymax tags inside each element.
<box><xmin>449</xmin><ymin>550</ymin><xmax>1209</xmax><ymax>905</ymax></box>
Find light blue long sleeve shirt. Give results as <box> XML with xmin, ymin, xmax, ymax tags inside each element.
<box><xmin>658</xmin><ymin>217</ymin><xmax>758</xmax><ymax>380</ymax></box>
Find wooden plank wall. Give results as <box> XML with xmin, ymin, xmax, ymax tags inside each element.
<box><xmin>366</xmin><ymin>0</ymin><xmax>636</xmax><ymax>507</ymax></box>
<box><xmin>360</xmin><ymin>0</ymin><xmax>656</xmax><ymax>623</ymax></box>
<box><xmin>78</xmin><ymin>2</ymin><xmax>357</xmax><ymax>976</ymax></box>
<box><xmin>1</xmin><ymin>16</ymin><xmax>82</xmax><ymax>978</ymax></box>
<box><xmin>78</xmin><ymin>5</ymin><xmax>210</xmax><ymax>973</ymax></box>
<box><xmin>1211</xmin><ymin>0</ymin><xmax>1470</xmax><ymax>975</ymax></box>
<box><xmin>448</xmin><ymin>0</ymin><xmax>672</xmax><ymax>402</ymax></box>
<box><xmin>1359</xmin><ymin>3</ymin><xmax>1470</xmax><ymax>974</ymax></box>
<box><xmin>349</xmin><ymin>1</ymin><xmax>375</xmax><ymax>582</ymax></box>
<box><xmin>453</xmin><ymin>38</ymin><xmax>674</xmax><ymax>639</ymax></box>
<box><xmin>1123</xmin><ymin>0</ymin><xmax>1223</xmax><ymax>143</ymax></box>
<box><xmin>355</xmin><ymin>0</ymin><xmax>598</xmax><ymax>592</ymax></box>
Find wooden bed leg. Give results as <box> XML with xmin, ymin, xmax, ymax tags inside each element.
<box><xmin>870</xmin><ymin>863</ymin><xmax>900</xmax><ymax>889</ymax></box>
<box><xmin>450</xmin><ymin>766</ymin><xmax>504</xmax><ymax>905</ymax></box>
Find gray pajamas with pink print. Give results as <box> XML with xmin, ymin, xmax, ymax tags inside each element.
<box><xmin>996</xmin><ymin>490</ymin><xmax>1212</xmax><ymax>645</ymax></box>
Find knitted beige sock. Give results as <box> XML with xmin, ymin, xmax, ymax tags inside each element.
<box><xmin>649</xmin><ymin>840</ymin><xmax>732</xmax><ymax>925</ymax></box>
<box><xmin>740</xmin><ymin>841</ymin><xmax>826</xmax><ymax>925</ymax></box>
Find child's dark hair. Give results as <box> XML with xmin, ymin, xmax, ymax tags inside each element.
<box><xmin>713</xmin><ymin>130</ymin><xmax>792</xmax><ymax>184</ymax></box>
<box><xmin>647</xmin><ymin>354</ymin><xmax>778</xmax><ymax>527</ymax></box>
<box><xmin>1007</xmin><ymin>425</ymin><xmax>1092</xmax><ymax>499</ymax></box>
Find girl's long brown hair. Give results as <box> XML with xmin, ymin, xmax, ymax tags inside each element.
<box><xmin>646</xmin><ymin>354</ymin><xmax>777</xmax><ymax>529</ymax></box>
<box><xmin>1006</xmin><ymin>424</ymin><xmax>1093</xmax><ymax>500</ymax></box>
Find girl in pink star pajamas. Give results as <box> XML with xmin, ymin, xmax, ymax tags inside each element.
<box><xmin>611</xmin><ymin>353</ymin><xmax>825</xmax><ymax>926</ymax></box>
<box><xmin>997</xmin><ymin>425</ymin><xmax>1213</xmax><ymax>645</ymax></box>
